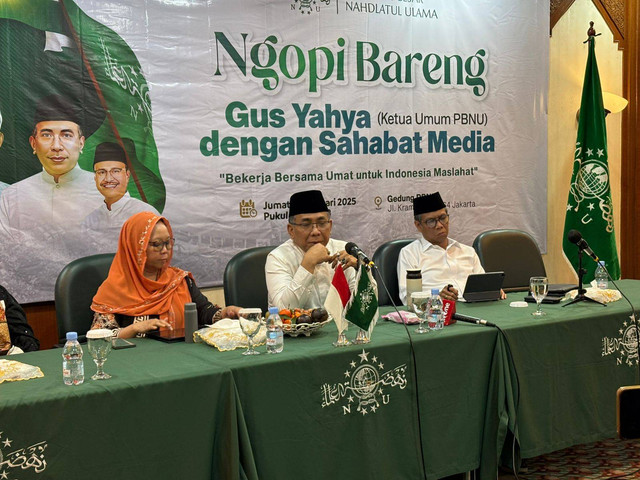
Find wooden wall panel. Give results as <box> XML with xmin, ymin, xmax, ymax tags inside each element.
<box><xmin>23</xmin><ymin>302</ymin><xmax>58</xmax><ymax>350</ymax></box>
<box><xmin>621</xmin><ymin>0</ymin><xmax>640</xmax><ymax>279</ymax></box>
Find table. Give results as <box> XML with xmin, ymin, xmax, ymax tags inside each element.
<box><xmin>0</xmin><ymin>318</ymin><xmax>500</xmax><ymax>480</ymax></box>
<box><xmin>2</xmin><ymin>280</ymin><xmax>639</xmax><ymax>480</ymax></box>
<box><xmin>458</xmin><ymin>279</ymin><xmax>640</xmax><ymax>463</ymax></box>
<box><xmin>218</xmin><ymin>320</ymin><xmax>500</xmax><ymax>480</ymax></box>
<box><xmin>0</xmin><ymin>341</ymin><xmax>246</xmax><ymax>480</ymax></box>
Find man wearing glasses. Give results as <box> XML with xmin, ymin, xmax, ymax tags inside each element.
<box><xmin>266</xmin><ymin>189</ymin><xmax>358</xmax><ymax>309</ymax></box>
<box><xmin>397</xmin><ymin>192</ymin><xmax>485</xmax><ymax>303</ymax></box>
<box><xmin>82</xmin><ymin>141</ymin><xmax>158</xmax><ymax>249</ymax></box>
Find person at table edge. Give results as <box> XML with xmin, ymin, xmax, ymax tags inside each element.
<box><xmin>90</xmin><ymin>211</ymin><xmax>241</xmax><ymax>338</ymax></box>
<box><xmin>266</xmin><ymin>189</ymin><xmax>358</xmax><ymax>309</ymax></box>
<box><xmin>398</xmin><ymin>191</ymin><xmax>504</xmax><ymax>303</ymax></box>
<box><xmin>0</xmin><ymin>284</ymin><xmax>40</xmax><ymax>353</ymax></box>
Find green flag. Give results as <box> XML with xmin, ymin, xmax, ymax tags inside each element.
<box><xmin>345</xmin><ymin>266</ymin><xmax>378</xmax><ymax>331</ymax></box>
<box><xmin>562</xmin><ymin>37</ymin><xmax>620</xmax><ymax>281</ymax></box>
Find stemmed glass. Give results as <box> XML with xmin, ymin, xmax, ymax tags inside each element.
<box><xmin>86</xmin><ymin>329</ymin><xmax>113</xmax><ymax>380</ymax></box>
<box><xmin>411</xmin><ymin>291</ymin><xmax>431</xmax><ymax>334</ymax></box>
<box><xmin>530</xmin><ymin>276</ymin><xmax>549</xmax><ymax>316</ymax></box>
<box><xmin>238</xmin><ymin>308</ymin><xmax>263</xmax><ymax>356</ymax></box>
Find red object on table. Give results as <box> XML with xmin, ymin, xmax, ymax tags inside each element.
<box><xmin>442</xmin><ymin>298</ymin><xmax>456</xmax><ymax>325</ymax></box>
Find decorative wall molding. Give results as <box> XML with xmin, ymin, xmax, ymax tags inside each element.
<box><xmin>621</xmin><ymin>0</ymin><xmax>640</xmax><ymax>278</ymax></box>
<box><xmin>551</xmin><ymin>0</ymin><xmax>624</xmax><ymax>49</ymax></box>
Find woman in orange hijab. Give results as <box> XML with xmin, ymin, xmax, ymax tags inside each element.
<box><xmin>90</xmin><ymin>211</ymin><xmax>241</xmax><ymax>338</ymax></box>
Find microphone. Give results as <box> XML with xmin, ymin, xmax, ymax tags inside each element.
<box><xmin>567</xmin><ymin>229</ymin><xmax>599</xmax><ymax>262</ymax></box>
<box><xmin>345</xmin><ymin>242</ymin><xmax>374</xmax><ymax>266</ymax></box>
<box><xmin>453</xmin><ymin>313</ymin><xmax>497</xmax><ymax>327</ymax></box>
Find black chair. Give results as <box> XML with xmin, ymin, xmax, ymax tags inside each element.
<box><xmin>223</xmin><ymin>246</ymin><xmax>276</xmax><ymax>313</ymax></box>
<box><xmin>472</xmin><ymin>229</ymin><xmax>546</xmax><ymax>292</ymax></box>
<box><xmin>372</xmin><ymin>239</ymin><xmax>414</xmax><ymax>306</ymax></box>
<box><xmin>54</xmin><ymin>253</ymin><xmax>115</xmax><ymax>344</ymax></box>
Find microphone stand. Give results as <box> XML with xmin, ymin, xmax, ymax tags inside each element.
<box><xmin>369</xmin><ymin>261</ymin><xmax>428</xmax><ymax>479</ymax></box>
<box><xmin>563</xmin><ymin>247</ymin><xmax>605</xmax><ymax>307</ymax></box>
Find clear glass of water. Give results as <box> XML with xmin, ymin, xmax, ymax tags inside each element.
<box><xmin>410</xmin><ymin>291</ymin><xmax>431</xmax><ymax>334</ymax></box>
<box><xmin>238</xmin><ymin>308</ymin><xmax>263</xmax><ymax>355</ymax></box>
<box><xmin>86</xmin><ymin>329</ymin><xmax>113</xmax><ymax>380</ymax></box>
<box><xmin>530</xmin><ymin>276</ymin><xmax>549</xmax><ymax>316</ymax></box>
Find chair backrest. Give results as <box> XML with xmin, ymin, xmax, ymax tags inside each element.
<box><xmin>372</xmin><ymin>239</ymin><xmax>414</xmax><ymax>306</ymax></box>
<box><xmin>54</xmin><ymin>253</ymin><xmax>115</xmax><ymax>343</ymax></box>
<box><xmin>472</xmin><ymin>229</ymin><xmax>546</xmax><ymax>292</ymax></box>
<box><xmin>223</xmin><ymin>246</ymin><xmax>276</xmax><ymax>313</ymax></box>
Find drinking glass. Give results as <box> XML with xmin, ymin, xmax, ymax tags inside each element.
<box><xmin>410</xmin><ymin>291</ymin><xmax>431</xmax><ymax>334</ymax></box>
<box><xmin>530</xmin><ymin>276</ymin><xmax>548</xmax><ymax>316</ymax></box>
<box><xmin>238</xmin><ymin>308</ymin><xmax>263</xmax><ymax>355</ymax></box>
<box><xmin>86</xmin><ymin>329</ymin><xmax>113</xmax><ymax>380</ymax></box>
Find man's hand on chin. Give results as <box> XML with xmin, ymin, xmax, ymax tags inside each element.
<box><xmin>301</xmin><ymin>243</ymin><xmax>335</xmax><ymax>273</ymax></box>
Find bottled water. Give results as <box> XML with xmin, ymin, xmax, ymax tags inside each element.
<box><xmin>595</xmin><ymin>261</ymin><xmax>608</xmax><ymax>289</ymax></box>
<box><xmin>428</xmin><ymin>289</ymin><xmax>444</xmax><ymax>330</ymax></box>
<box><xmin>62</xmin><ymin>331</ymin><xmax>84</xmax><ymax>385</ymax></box>
<box><xmin>266</xmin><ymin>307</ymin><xmax>284</xmax><ymax>354</ymax></box>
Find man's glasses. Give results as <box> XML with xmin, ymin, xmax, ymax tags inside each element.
<box><xmin>420</xmin><ymin>214</ymin><xmax>449</xmax><ymax>229</ymax></box>
<box><xmin>289</xmin><ymin>220</ymin><xmax>331</xmax><ymax>232</ymax></box>
<box><xmin>147</xmin><ymin>238</ymin><xmax>175</xmax><ymax>251</ymax></box>
<box><xmin>94</xmin><ymin>168</ymin><xmax>125</xmax><ymax>179</ymax></box>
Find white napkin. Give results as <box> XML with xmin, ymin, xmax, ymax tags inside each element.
<box><xmin>194</xmin><ymin>318</ymin><xmax>267</xmax><ymax>351</ymax></box>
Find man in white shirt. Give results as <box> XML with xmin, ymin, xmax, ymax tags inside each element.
<box><xmin>0</xmin><ymin>95</ymin><xmax>103</xmax><ymax>301</ymax></box>
<box><xmin>397</xmin><ymin>192</ymin><xmax>485</xmax><ymax>303</ymax></box>
<box><xmin>0</xmin><ymin>95</ymin><xmax>102</xmax><ymax>236</ymax></box>
<box><xmin>82</xmin><ymin>141</ymin><xmax>158</xmax><ymax>250</ymax></box>
<box><xmin>266</xmin><ymin>189</ymin><xmax>358</xmax><ymax>309</ymax></box>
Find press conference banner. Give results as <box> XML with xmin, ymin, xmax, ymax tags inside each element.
<box><xmin>0</xmin><ymin>0</ymin><xmax>549</xmax><ymax>302</ymax></box>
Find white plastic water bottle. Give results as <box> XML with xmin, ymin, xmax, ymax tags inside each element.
<box><xmin>62</xmin><ymin>332</ymin><xmax>84</xmax><ymax>386</ymax></box>
<box><xmin>428</xmin><ymin>289</ymin><xmax>444</xmax><ymax>330</ymax></box>
<box><xmin>266</xmin><ymin>307</ymin><xmax>284</xmax><ymax>354</ymax></box>
<box><xmin>595</xmin><ymin>261</ymin><xmax>608</xmax><ymax>289</ymax></box>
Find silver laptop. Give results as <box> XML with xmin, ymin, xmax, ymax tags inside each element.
<box><xmin>463</xmin><ymin>272</ymin><xmax>505</xmax><ymax>303</ymax></box>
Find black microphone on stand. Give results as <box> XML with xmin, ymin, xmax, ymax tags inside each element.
<box><xmin>564</xmin><ymin>229</ymin><xmax>605</xmax><ymax>307</ymax></box>
<box><xmin>452</xmin><ymin>312</ymin><xmax>497</xmax><ymax>327</ymax></box>
<box><xmin>567</xmin><ymin>229</ymin><xmax>599</xmax><ymax>263</ymax></box>
<box><xmin>345</xmin><ymin>242</ymin><xmax>374</xmax><ymax>267</ymax></box>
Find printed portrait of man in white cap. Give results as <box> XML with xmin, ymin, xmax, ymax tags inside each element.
<box><xmin>82</xmin><ymin>140</ymin><xmax>158</xmax><ymax>251</ymax></box>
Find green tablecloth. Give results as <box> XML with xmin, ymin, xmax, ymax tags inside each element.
<box><xmin>0</xmin><ymin>319</ymin><xmax>499</xmax><ymax>480</ymax></box>
<box><xmin>2</xmin><ymin>280</ymin><xmax>639</xmax><ymax>480</ymax></box>
<box><xmin>0</xmin><ymin>341</ymin><xmax>245</xmax><ymax>480</ymax></box>
<box><xmin>215</xmin><ymin>320</ymin><xmax>500</xmax><ymax>480</ymax></box>
<box><xmin>457</xmin><ymin>279</ymin><xmax>640</xmax><ymax>460</ymax></box>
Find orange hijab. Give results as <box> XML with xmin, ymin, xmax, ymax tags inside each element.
<box><xmin>91</xmin><ymin>212</ymin><xmax>192</xmax><ymax>330</ymax></box>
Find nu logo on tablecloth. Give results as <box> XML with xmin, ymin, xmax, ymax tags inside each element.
<box><xmin>601</xmin><ymin>316</ymin><xmax>639</xmax><ymax>367</ymax></box>
<box><xmin>320</xmin><ymin>348</ymin><xmax>407</xmax><ymax>416</ymax></box>
<box><xmin>0</xmin><ymin>431</ymin><xmax>48</xmax><ymax>478</ymax></box>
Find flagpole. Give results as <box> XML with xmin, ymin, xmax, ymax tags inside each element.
<box><xmin>562</xmin><ymin>22</ymin><xmax>621</xmax><ymax>283</ymax></box>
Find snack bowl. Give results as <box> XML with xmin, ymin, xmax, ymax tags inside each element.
<box><xmin>281</xmin><ymin>318</ymin><xmax>332</xmax><ymax>337</ymax></box>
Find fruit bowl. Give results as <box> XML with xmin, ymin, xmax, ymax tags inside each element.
<box><xmin>275</xmin><ymin>307</ymin><xmax>331</xmax><ymax>337</ymax></box>
<box><xmin>281</xmin><ymin>318</ymin><xmax>332</xmax><ymax>337</ymax></box>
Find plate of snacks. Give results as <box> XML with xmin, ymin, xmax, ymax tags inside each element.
<box><xmin>273</xmin><ymin>307</ymin><xmax>332</xmax><ymax>337</ymax></box>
